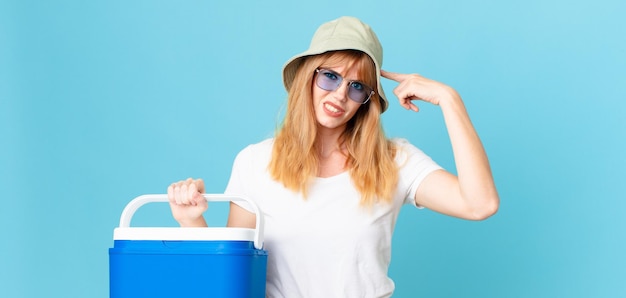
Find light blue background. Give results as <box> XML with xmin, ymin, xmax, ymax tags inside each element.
<box><xmin>1</xmin><ymin>0</ymin><xmax>625</xmax><ymax>297</ymax></box>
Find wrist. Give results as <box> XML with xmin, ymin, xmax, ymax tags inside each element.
<box><xmin>438</xmin><ymin>87</ymin><xmax>463</xmax><ymax>110</ymax></box>
<box><xmin>178</xmin><ymin>216</ymin><xmax>208</xmax><ymax>227</ymax></box>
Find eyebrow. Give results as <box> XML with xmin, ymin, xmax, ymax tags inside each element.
<box><xmin>321</xmin><ymin>67</ymin><xmax>363</xmax><ymax>82</ymax></box>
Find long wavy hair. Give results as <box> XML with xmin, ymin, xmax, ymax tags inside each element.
<box><xmin>269</xmin><ymin>50</ymin><xmax>398</xmax><ymax>206</ymax></box>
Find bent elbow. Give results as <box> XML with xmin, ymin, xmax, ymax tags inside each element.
<box><xmin>469</xmin><ymin>196</ymin><xmax>500</xmax><ymax>221</ymax></box>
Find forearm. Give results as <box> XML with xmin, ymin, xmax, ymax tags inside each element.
<box><xmin>439</xmin><ymin>90</ymin><xmax>499</xmax><ymax>215</ymax></box>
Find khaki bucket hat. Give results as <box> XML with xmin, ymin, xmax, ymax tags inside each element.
<box><xmin>282</xmin><ymin>16</ymin><xmax>388</xmax><ymax>113</ymax></box>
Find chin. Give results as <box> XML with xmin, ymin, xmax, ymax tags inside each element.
<box><xmin>317</xmin><ymin>120</ymin><xmax>347</xmax><ymax>130</ymax></box>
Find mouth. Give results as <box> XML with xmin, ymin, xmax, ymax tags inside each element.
<box><xmin>323</xmin><ymin>102</ymin><xmax>344</xmax><ymax>116</ymax></box>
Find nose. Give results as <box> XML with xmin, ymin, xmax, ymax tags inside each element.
<box><xmin>332</xmin><ymin>81</ymin><xmax>350</xmax><ymax>102</ymax></box>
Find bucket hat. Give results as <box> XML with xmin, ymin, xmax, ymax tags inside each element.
<box><xmin>282</xmin><ymin>16</ymin><xmax>388</xmax><ymax>113</ymax></box>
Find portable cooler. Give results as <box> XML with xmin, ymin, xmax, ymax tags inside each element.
<box><xmin>109</xmin><ymin>194</ymin><xmax>267</xmax><ymax>298</ymax></box>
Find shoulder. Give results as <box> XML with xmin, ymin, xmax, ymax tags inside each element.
<box><xmin>391</xmin><ymin>137</ymin><xmax>440</xmax><ymax>169</ymax></box>
<box><xmin>391</xmin><ymin>138</ymin><xmax>424</xmax><ymax>159</ymax></box>
<box><xmin>233</xmin><ymin>138</ymin><xmax>274</xmax><ymax>165</ymax></box>
<box><xmin>239</xmin><ymin>138</ymin><xmax>274</xmax><ymax>155</ymax></box>
<box><xmin>390</xmin><ymin>137</ymin><xmax>412</xmax><ymax>148</ymax></box>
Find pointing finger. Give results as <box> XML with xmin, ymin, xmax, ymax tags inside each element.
<box><xmin>381</xmin><ymin>70</ymin><xmax>409</xmax><ymax>82</ymax></box>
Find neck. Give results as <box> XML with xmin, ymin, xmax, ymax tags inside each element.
<box><xmin>316</xmin><ymin>127</ymin><xmax>345</xmax><ymax>159</ymax></box>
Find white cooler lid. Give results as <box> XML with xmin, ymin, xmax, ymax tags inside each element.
<box><xmin>113</xmin><ymin>227</ymin><xmax>256</xmax><ymax>241</ymax></box>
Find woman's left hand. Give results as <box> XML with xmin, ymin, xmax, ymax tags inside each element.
<box><xmin>381</xmin><ymin>70</ymin><xmax>459</xmax><ymax>112</ymax></box>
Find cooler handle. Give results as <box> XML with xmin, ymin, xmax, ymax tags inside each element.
<box><xmin>118</xmin><ymin>194</ymin><xmax>264</xmax><ymax>250</ymax></box>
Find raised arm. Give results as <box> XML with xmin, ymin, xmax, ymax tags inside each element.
<box><xmin>382</xmin><ymin>70</ymin><xmax>499</xmax><ymax>220</ymax></box>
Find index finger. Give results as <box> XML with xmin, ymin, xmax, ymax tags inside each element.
<box><xmin>380</xmin><ymin>69</ymin><xmax>409</xmax><ymax>82</ymax></box>
<box><xmin>194</xmin><ymin>178</ymin><xmax>205</xmax><ymax>193</ymax></box>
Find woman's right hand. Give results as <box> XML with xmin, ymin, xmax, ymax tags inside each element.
<box><xmin>167</xmin><ymin>178</ymin><xmax>209</xmax><ymax>227</ymax></box>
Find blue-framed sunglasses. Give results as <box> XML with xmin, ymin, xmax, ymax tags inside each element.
<box><xmin>314</xmin><ymin>68</ymin><xmax>375</xmax><ymax>104</ymax></box>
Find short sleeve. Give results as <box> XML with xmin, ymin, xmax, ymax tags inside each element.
<box><xmin>394</xmin><ymin>138</ymin><xmax>443</xmax><ymax>207</ymax></box>
<box><xmin>224</xmin><ymin>145</ymin><xmax>255</xmax><ymax>212</ymax></box>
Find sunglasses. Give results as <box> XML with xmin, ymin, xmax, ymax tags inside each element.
<box><xmin>314</xmin><ymin>68</ymin><xmax>375</xmax><ymax>104</ymax></box>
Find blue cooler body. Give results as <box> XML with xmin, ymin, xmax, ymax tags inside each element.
<box><xmin>109</xmin><ymin>194</ymin><xmax>267</xmax><ymax>298</ymax></box>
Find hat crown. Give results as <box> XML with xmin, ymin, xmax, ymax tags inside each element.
<box><xmin>308</xmin><ymin>16</ymin><xmax>383</xmax><ymax>66</ymax></box>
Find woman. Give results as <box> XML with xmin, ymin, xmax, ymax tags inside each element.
<box><xmin>168</xmin><ymin>16</ymin><xmax>499</xmax><ymax>297</ymax></box>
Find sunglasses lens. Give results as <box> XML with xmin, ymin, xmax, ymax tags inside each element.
<box><xmin>347</xmin><ymin>82</ymin><xmax>369</xmax><ymax>104</ymax></box>
<box><xmin>315</xmin><ymin>69</ymin><xmax>373</xmax><ymax>104</ymax></box>
<box><xmin>316</xmin><ymin>70</ymin><xmax>341</xmax><ymax>91</ymax></box>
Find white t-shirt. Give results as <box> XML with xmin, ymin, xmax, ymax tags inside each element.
<box><xmin>225</xmin><ymin>138</ymin><xmax>442</xmax><ymax>298</ymax></box>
